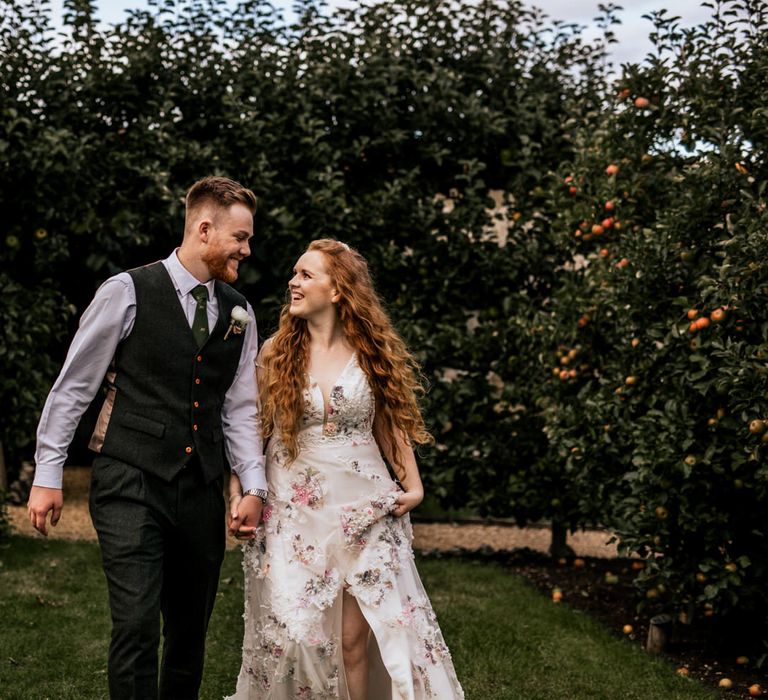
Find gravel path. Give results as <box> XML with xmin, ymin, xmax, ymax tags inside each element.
<box><xmin>10</xmin><ymin>467</ymin><xmax>620</xmax><ymax>558</ymax></box>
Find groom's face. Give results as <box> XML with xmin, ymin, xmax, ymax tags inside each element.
<box><xmin>201</xmin><ymin>203</ymin><xmax>254</xmax><ymax>282</ymax></box>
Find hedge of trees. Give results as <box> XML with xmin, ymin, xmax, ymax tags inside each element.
<box><xmin>0</xmin><ymin>0</ymin><xmax>614</xmax><ymax>488</ymax></box>
<box><xmin>2</xmin><ymin>0</ymin><xmax>767</xmax><ymax>657</ymax></box>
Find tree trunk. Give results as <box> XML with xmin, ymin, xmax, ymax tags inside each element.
<box><xmin>0</xmin><ymin>441</ymin><xmax>7</xmax><ymax>492</ymax></box>
<box><xmin>549</xmin><ymin>521</ymin><xmax>576</xmax><ymax>559</ymax></box>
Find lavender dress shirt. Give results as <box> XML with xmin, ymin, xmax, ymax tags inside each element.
<box><xmin>33</xmin><ymin>250</ymin><xmax>267</xmax><ymax>492</ymax></box>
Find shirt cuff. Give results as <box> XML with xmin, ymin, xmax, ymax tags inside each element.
<box><xmin>32</xmin><ymin>464</ymin><xmax>64</xmax><ymax>490</ymax></box>
<box><xmin>233</xmin><ymin>457</ymin><xmax>268</xmax><ymax>493</ymax></box>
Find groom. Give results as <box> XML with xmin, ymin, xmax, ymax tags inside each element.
<box><xmin>27</xmin><ymin>176</ymin><xmax>266</xmax><ymax>699</ymax></box>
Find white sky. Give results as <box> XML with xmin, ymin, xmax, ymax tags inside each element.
<box><xmin>49</xmin><ymin>0</ymin><xmax>714</xmax><ymax>67</ymax></box>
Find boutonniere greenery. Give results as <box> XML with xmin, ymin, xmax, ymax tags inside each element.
<box><xmin>224</xmin><ymin>305</ymin><xmax>251</xmax><ymax>340</ymax></box>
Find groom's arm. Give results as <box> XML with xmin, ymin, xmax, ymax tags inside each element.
<box><xmin>221</xmin><ymin>302</ymin><xmax>266</xmax><ymax>537</ymax></box>
<box><xmin>221</xmin><ymin>301</ymin><xmax>267</xmax><ymax>493</ymax></box>
<box><xmin>28</xmin><ymin>276</ymin><xmax>135</xmax><ymax>535</ymax></box>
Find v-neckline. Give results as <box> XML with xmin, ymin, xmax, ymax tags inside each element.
<box><xmin>308</xmin><ymin>352</ymin><xmax>356</xmax><ymax>415</ymax></box>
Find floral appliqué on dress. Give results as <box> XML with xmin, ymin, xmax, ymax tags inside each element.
<box><xmin>290</xmin><ymin>467</ymin><xmax>324</xmax><ymax>509</ymax></box>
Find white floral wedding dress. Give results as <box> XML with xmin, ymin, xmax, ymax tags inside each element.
<box><xmin>227</xmin><ymin>354</ymin><xmax>464</xmax><ymax>699</ymax></box>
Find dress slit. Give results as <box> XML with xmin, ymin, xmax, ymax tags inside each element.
<box><xmin>341</xmin><ymin>585</ymin><xmax>413</xmax><ymax>700</ymax></box>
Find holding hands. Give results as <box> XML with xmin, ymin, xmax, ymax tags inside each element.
<box><xmin>227</xmin><ymin>476</ymin><xmax>262</xmax><ymax>541</ymax></box>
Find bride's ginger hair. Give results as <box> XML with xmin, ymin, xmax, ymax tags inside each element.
<box><xmin>259</xmin><ymin>239</ymin><xmax>433</xmax><ymax>478</ymax></box>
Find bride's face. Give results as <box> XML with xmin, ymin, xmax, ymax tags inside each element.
<box><xmin>288</xmin><ymin>251</ymin><xmax>339</xmax><ymax>319</ymax></box>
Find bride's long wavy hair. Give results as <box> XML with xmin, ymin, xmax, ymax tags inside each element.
<box><xmin>259</xmin><ymin>239</ymin><xmax>433</xmax><ymax>478</ymax></box>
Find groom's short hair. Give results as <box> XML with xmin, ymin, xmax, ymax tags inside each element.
<box><xmin>185</xmin><ymin>176</ymin><xmax>258</xmax><ymax>218</ymax></box>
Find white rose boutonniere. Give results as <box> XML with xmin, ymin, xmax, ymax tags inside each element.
<box><xmin>224</xmin><ymin>305</ymin><xmax>251</xmax><ymax>340</ymax></box>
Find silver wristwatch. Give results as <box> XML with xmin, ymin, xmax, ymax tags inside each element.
<box><xmin>242</xmin><ymin>488</ymin><xmax>268</xmax><ymax>503</ymax></box>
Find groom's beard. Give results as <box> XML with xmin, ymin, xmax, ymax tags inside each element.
<box><xmin>202</xmin><ymin>245</ymin><xmax>240</xmax><ymax>283</ymax></box>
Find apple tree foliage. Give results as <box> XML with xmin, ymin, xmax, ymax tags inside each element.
<box><xmin>533</xmin><ymin>0</ymin><xmax>768</xmax><ymax>656</ymax></box>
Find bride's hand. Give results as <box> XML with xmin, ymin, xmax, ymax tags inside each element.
<box><xmin>227</xmin><ymin>493</ymin><xmax>258</xmax><ymax>540</ymax></box>
<box><xmin>392</xmin><ymin>489</ymin><xmax>423</xmax><ymax>517</ymax></box>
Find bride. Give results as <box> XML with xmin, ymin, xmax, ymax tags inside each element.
<box><xmin>226</xmin><ymin>239</ymin><xmax>464</xmax><ymax>699</ymax></box>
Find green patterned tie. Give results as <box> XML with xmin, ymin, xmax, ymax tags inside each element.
<box><xmin>191</xmin><ymin>285</ymin><xmax>209</xmax><ymax>348</ymax></box>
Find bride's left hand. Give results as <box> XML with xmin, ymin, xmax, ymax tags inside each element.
<box><xmin>392</xmin><ymin>489</ymin><xmax>423</xmax><ymax>517</ymax></box>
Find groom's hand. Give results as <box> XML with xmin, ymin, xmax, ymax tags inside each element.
<box><xmin>228</xmin><ymin>494</ymin><xmax>262</xmax><ymax>541</ymax></box>
<box><xmin>28</xmin><ymin>486</ymin><xmax>64</xmax><ymax>537</ymax></box>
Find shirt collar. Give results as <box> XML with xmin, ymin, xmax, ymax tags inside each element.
<box><xmin>164</xmin><ymin>249</ymin><xmax>215</xmax><ymax>301</ymax></box>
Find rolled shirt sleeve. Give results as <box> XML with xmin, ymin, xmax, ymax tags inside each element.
<box><xmin>221</xmin><ymin>301</ymin><xmax>267</xmax><ymax>493</ymax></box>
<box><xmin>33</xmin><ymin>275</ymin><xmax>135</xmax><ymax>489</ymax></box>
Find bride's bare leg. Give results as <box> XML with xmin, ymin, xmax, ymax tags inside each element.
<box><xmin>342</xmin><ymin>590</ymin><xmax>370</xmax><ymax>700</ymax></box>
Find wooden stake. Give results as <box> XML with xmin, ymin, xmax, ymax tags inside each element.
<box><xmin>646</xmin><ymin>613</ymin><xmax>672</xmax><ymax>654</ymax></box>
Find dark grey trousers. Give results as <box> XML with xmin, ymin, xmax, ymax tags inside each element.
<box><xmin>89</xmin><ymin>456</ymin><xmax>225</xmax><ymax>700</ymax></box>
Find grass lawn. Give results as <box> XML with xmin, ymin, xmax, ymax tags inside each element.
<box><xmin>0</xmin><ymin>536</ymin><xmax>714</xmax><ymax>700</ymax></box>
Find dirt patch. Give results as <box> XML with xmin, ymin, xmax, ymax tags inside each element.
<box><xmin>413</xmin><ymin>521</ymin><xmax>619</xmax><ymax>558</ymax></box>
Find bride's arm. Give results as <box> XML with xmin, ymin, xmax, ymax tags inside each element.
<box><xmin>229</xmin><ymin>473</ymin><xmax>243</xmax><ymax>507</ymax></box>
<box><xmin>373</xmin><ymin>415</ymin><xmax>424</xmax><ymax>517</ymax></box>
